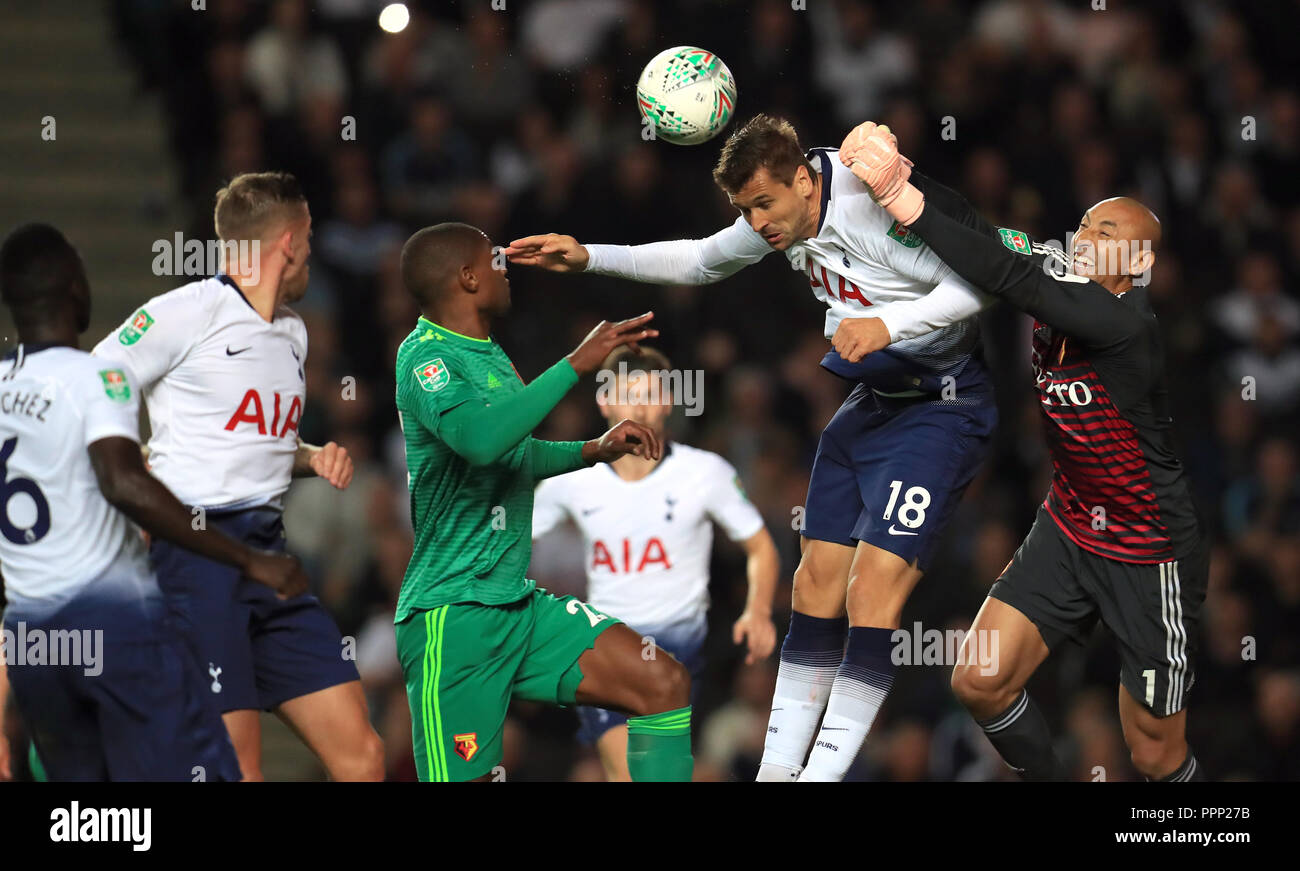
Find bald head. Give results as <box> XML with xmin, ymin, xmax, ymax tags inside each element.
<box><xmin>400</xmin><ymin>222</ymin><xmax>492</xmax><ymax>307</ymax></box>
<box><xmin>1092</xmin><ymin>196</ymin><xmax>1162</xmax><ymax>252</ymax></box>
<box><xmin>1072</xmin><ymin>197</ymin><xmax>1162</xmax><ymax>291</ymax></box>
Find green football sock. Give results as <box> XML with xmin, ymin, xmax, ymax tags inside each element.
<box><xmin>28</xmin><ymin>742</ymin><xmax>47</xmax><ymax>782</ymax></box>
<box><xmin>626</xmin><ymin>706</ymin><xmax>693</xmax><ymax>782</ymax></box>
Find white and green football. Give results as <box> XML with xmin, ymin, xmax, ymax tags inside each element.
<box><xmin>636</xmin><ymin>46</ymin><xmax>737</xmax><ymax>146</ymax></box>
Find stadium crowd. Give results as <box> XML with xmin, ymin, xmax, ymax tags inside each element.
<box><xmin>99</xmin><ymin>0</ymin><xmax>1300</xmax><ymax>780</ymax></box>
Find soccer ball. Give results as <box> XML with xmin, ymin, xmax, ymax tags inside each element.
<box><xmin>636</xmin><ymin>46</ymin><xmax>737</xmax><ymax>146</ymax></box>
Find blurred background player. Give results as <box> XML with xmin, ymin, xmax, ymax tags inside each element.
<box><xmin>532</xmin><ymin>344</ymin><xmax>779</xmax><ymax>780</ymax></box>
<box><xmin>0</xmin><ymin>222</ymin><xmax>307</xmax><ymax>781</ymax></box>
<box><xmin>394</xmin><ymin>223</ymin><xmax>698</xmax><ymax>782</ymax></box>
<box><xmin>507</xmin><ymin>114</ymin><xmax>997</xmax><ymax>781</ymax></box>
<box><xmin>847</xmin><ymin>124</ymin><xmax>1209</xmax><ymax>781</ymax></box>
<box><xmin>91</xmin><ymin>173</ymin><xmax>385</xmax><ymax>781</ymax></box>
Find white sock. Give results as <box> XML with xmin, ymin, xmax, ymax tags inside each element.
<box><xmin>757</xmin><ymin>654</ymin><xmax>839</xmax><ymax>775</ymax></box>
<box><xmin>798</xmin><ymin>628</ymin><xmax>896</xmax><ymax>782</ymax></box>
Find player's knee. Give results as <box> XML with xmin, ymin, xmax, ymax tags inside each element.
<box><xmin>635</xmin><ymin>654</ymin><xmax>691</xmax><ymax>715</ymax></box>
<box><xmin>329</xmin><ymin>730</ymin><xmax>386</xmax><ymax>782</ymax></box>
<box><xmin>1125</xmin><ymin>722</ymin><xmax>1183</xmax><ymax>779</ymax></box>
<box><xmin>1128</xmin><ymin>735</ymin><xmax>1181</xmax><ymax>779</ymax></box>
<box><xmin>844</xmin><ymin>562</ymin><xmax>913</xmax><ymax>626</ymax></box>
<box><xmin>354</xmin><ymin>731</ymin><xmax>387</xmax><ymax>782</ymax></box>
<box><xmin>950</xmin><ymin>661</ymin><xmax>1014</xmax><ymax>714</ymax></box>
<box><xmin>792</xmin><ymin>559</ymin><xmax>842</xmax><ymax>612</ymax></box>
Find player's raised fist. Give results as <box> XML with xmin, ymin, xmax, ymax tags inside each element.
<box><xmin>839</xmin><ymin>120</ymin><xmax>884</xmax><ymax>167</ymax></box>
<box><xmin>841</xmin><ymin>124</ymin><xmax>926</xmax><ymax>226</ymax></box>
<box><xmin>583</xmin><ymin>419</ymin><xmax>663</xmax><ymax>464</ymax></box>
<box><xmin>310</xmin><ymin>441</ymin><xmax>353</xmax><ymax>489</ymax></box>
<box><xmin>245</xmin><ymin>551</ymin><xmax>310</xmax><ymax>600</ymax></box>
<box><xmin>504</xmin><ymin>233</ymin><xmax>590</xmax><ymax>272</ymax></box>
<box><xmin>566</xmin><ymin>312</ymin><xmax>659</xmax><ymax>375</ymax></box>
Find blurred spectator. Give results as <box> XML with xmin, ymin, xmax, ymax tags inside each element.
<box><xmin>244</xmin><ymin>0</ymin><xmax>348</xmax><ymax>118</ymax></box>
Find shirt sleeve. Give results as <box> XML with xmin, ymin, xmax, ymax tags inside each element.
<box><xmin>78</xmin><ymin>361</ymin><xmax>142</xmax><ymax>447</ymax></box>
<box><xmin>584</xmin><ymin>216</ymin><xmax>772</xmax><ymax>285</ymax></box>
<box><xmin>527</xmin><ymin>438</ymin><xmax>587</xmax><ymax>480</ymax></box>
<box><xmin>872</xmin><ymin>271</ymin><xmax>995</xmax><ymax>343</ymax></box>
<box><xmin>400</xmin><ymin>351</ymin><xmax>482</xmax><ymax>435</ymax></box>
<box><xmin>907</xmin><ymin>205</ymin><xmax>1146</xmax><ymax>350</ymax></box>
<box><xmin>703</xmin><ymin>456</ymin><xmax>766</xmax><ymax>542</ymax></box>
<box><xmin>531</xmin><ymin>476</ymin><xmax>572</xmax><ymax>539</ymax></box>
<box><xmin>402</xmin><ymin>355</ymin><xmax>579</xmax><ymax>467</ymax></box>
<box><xmin>90</xmin><ymin>289</ymin><xmax>208</xmax><ymax>391</ymax></box>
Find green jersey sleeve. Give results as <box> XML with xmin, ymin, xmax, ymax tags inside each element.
<box><xmin>403</xmin><ymin>352</ymin><xmax>480</xmax><ymax>434</ymax></box>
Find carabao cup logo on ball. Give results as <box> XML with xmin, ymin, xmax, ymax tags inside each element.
<box><xmin>636</xmin><ymin>46</ymin><xmax>737</xmax><ymax>146</ymax></box>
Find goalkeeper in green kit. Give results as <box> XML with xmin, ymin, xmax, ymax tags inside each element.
<box><xmin>394</xmin><ymin>223</ymin><xmax>693</xmax><ymax>782</ymax></box>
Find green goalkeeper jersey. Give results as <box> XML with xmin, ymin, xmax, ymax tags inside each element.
<box><xmin>395</xmin><ymin>317</ymin><xmax>585</xmax><ymax>619</ymax></box>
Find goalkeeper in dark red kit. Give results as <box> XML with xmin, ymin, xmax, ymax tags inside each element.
<box><xmin>842</xmin><ymin>123</ymin><xmax>1208</xmax><ymax>782</ymax></box>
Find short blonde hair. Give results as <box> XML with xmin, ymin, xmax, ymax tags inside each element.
<box><xmin>213</xmin><ymin>172</ymin><xmax>306</xmax><ymax>242</ymax></box>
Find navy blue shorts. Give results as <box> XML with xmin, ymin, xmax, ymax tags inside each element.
<box><xmin>576</xmin><ymin>619</ymin><xmax>706</xmax><ymax>745</ymax></box>
<box><xmin>3</xmin><ymin>596</ymin><xmax>241</xmax><ymax>782</ymax></box>
<box><xmin>803</xmin><ymin>377</ymin><xmax>997</xmax><ymax>572</ymax></box>
<box><xmin>151</xmin><ymin>505</ymin><xmax>358</xmax><ymax>713</ymax></box>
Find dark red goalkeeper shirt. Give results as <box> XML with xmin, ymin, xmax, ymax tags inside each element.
<box><xmin>907</xmin><ymin>175</ymin><xmax>1203</xmax><ymax>563</ymax></box>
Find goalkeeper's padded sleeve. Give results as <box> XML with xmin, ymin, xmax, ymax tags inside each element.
<box><xmin>438</xmin><ymin>359</ymin><xmax>580</xmax><ymax>467</ymax></box>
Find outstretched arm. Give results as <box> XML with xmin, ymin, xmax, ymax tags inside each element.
<box><xmin>907</xmin><ymin>207</ymin><xmax>1144</xmax><ymax>349</ymax></box>
<box><xmin>437</xmin><ymin>364</ymin><xmax>583</xmax><ymax>467</ymax></box>
<box><xmin>844</xmin><ymin>122</ymin><xmax>1144</xmax><ymax>349</ymax></box>
<box><xmin>416</xmin><ymin>314</ymin><xmax>662</xmax><ymax>468</ymax></box>
<box><xmin>506</xmin><ymin>216</ymin><xmax>771</xmax><ymax>286</ymax></box>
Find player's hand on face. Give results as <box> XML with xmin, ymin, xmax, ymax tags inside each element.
<box><xmin>310</xmin><ymin>441</ymin><xmax>353</xmax><ymax>489</ymax></box>
<box><xmin>565</xmin><ymin>312</ymin><xmax>659</xmax><ymax>375</ymax></box>
<box><xmin>832</xmin><ymin>317</ymin><xmax>892</xmax><ymax>363</ymax></box>
<box><xmin>245</xmin><ymin>551</ymin><xmax>310</xmax><ymax>600</ymax></box>
<box><xmin>503</xmin><ymin>234</ymin><xmax>590</xmax><ymax>272</ymax></box>
<box><xmin>732</xmin><ymin>610</ymin><xmax>777</xmax><ymax>665</ymax></box>
<box><xmin>583</xmin><ymin>419</ymin><xmax>662</xmax><ymax>465</ymax></box>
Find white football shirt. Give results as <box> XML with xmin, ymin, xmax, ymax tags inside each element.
<box><xmin>584</xmin><ymin>147</ymin><xmax>991</xmax><ymax>373</ymax></box>
<box><xmin>532</xmin><ymin>442</ymin><xmax>765</xmax><ymax>628</ymax></box>
<box><xmin>92</xmin><ymin>276</ymin><xmax>308</xmax><ymax>510</ymax></box>
<box><xmin>0</xmin><ymin>345</ymin><xmax>154</xmax><ymax>616</ymax></box>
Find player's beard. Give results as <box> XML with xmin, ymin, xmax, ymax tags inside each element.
<box><xmin>281</xmin><ymin>267</ymin><xmax>310</xmax><ymax>305</ymax></box>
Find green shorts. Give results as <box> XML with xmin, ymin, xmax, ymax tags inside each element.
<box><xmin>396</xmin><ymin>586</ymin><xmax>619</xmax><ymax>782</ymax></box>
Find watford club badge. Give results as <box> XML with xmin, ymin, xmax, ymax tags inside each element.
<box><xmin>453</xmin><ymin>732</ymin><xmax>479</xmax><ymax>763</ymax></box>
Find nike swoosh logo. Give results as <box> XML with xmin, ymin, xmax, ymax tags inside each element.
<box><xmin>888</xmin><ymin>525</ymin><xmax>919</xmax><ymax>536</ymax></box>
<box><xmin>226</xmin><ymin>346</ymin><xmax>251</xmax><ymax>356</ymax></box>
<box><xmin>581</xmin><ymin>508</ymin><xmax>601</xmax><ymax>516</ymax></box>
<box><xmin>821</xmin><ymin>726</ymin><xmax>849</xmax><ymax>731</ymax></box>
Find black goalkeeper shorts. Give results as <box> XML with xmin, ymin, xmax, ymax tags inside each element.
<box><xmin>989</xmin><ymin>505</ymin><xmax>1209</xmax><ymax>717</ymax></box>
